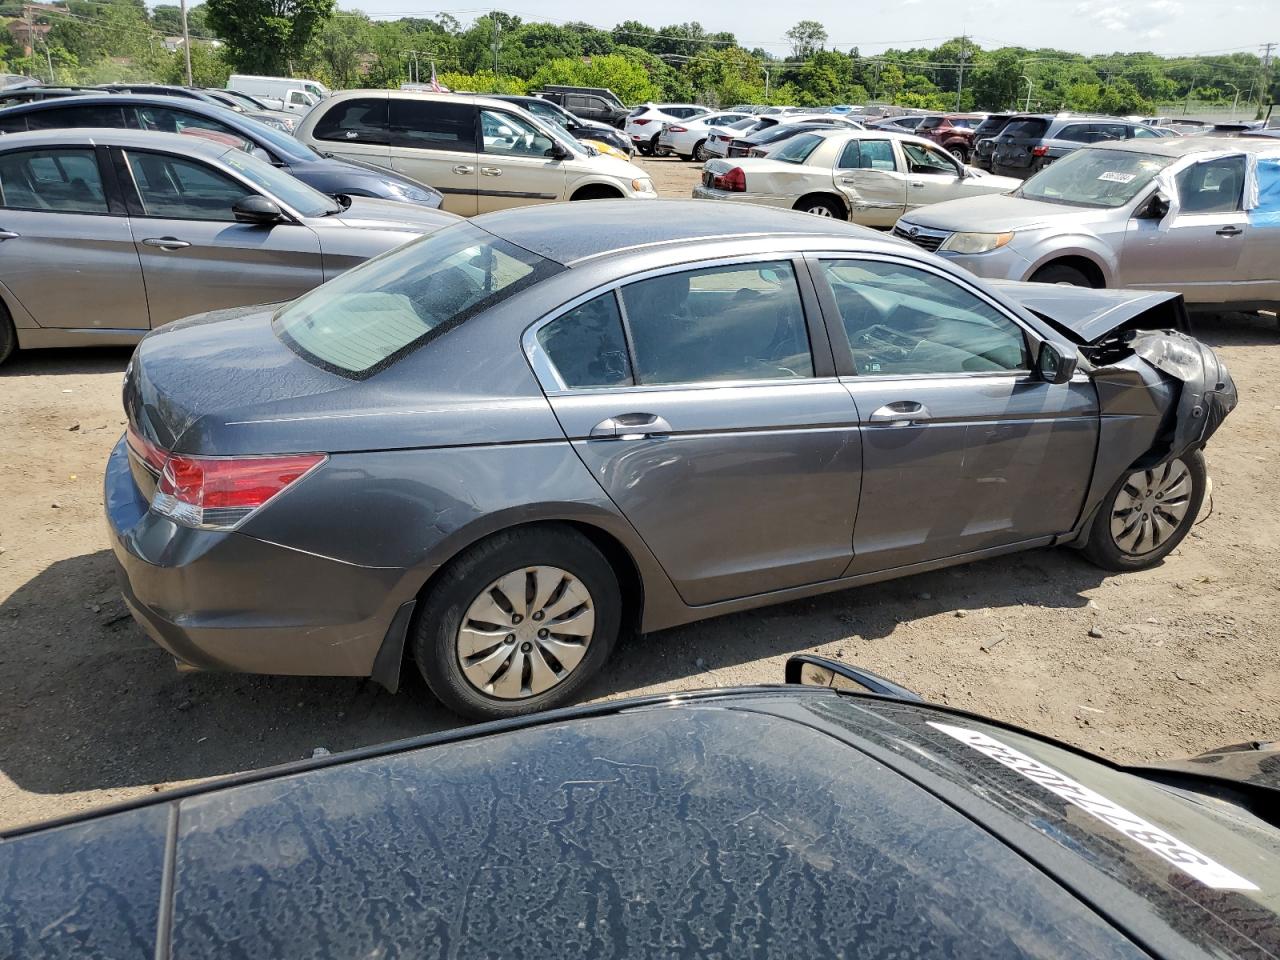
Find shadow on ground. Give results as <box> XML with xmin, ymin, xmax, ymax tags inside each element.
<box><xmin>0</xmin><ymin>542</ymin><xmax>1107</xmax><ymax>801</ymax></box>
<box><xmin>0</xmin><ymin>346</ymin><xmax>134</xmax><ymax>379</ymax></box>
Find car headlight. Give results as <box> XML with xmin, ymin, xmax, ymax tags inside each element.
<box><xmin>385</xmin><ymin>182</ymin><xmax>440</xmax><ymax>205</ymax></box>
<box><xmin>259</xmin><ymin>117</ymin><xmax>295</xmax><ymax>132</ymax></box>
<box><xmin>631</xmin><ymin>178</ymin><xmax>655</xmax><ymax>194</ymax></box>
<box><xmin>939</xmin><ymin>231</ymin><xmax>1015</xmax><ymax>254</ymax></box>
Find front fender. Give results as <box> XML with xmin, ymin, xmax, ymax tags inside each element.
<box><xmin>1021</xmin><ymin>233</ymin><xmax>1120</xmax><ymax>286</ymax></box>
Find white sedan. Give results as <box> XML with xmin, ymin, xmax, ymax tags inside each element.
<box><xmin>658</xmin><ymin>111</ymin><xmax>750</xmax><ymax>160</ymax></box>
<box><xmin>692</xmin><ymin>128</ymin><xmax>1021</xmax><ymax>227</ymax></box>
<box><xmin>703</xmin><ymin>117</ymin><xmax>762</xmax><ymax>159</ymax></box>
<box><xmin>623</xmin><ymin>103</ymin><xmax>708</xmax><ymax>155</ymax></box>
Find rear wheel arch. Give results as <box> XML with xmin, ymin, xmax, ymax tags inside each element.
<box><xmin>0</xmin><ymin>296</ymin><xmax>14</xmax><ymax>365</ymax></box>
<box><xmin>794</xmin><ymin>192</ymin><xmax>849</xmax><ymax>219</ymax></box>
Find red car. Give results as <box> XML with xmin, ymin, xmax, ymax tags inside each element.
<box><xmin>915</xmin><ymin>114</ymin><xmax>988</xmax><ymax>163</ymax></box>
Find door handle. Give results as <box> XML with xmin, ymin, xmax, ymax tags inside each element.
<box><xmin>141</xmin><ymin>237</ymin><xmax>191</xmax><ymax>251</ymax></box>
<box><xmin>868</xmin><ymin>401</ymin><xmax>931</xmax><ymax>427</ymax></box>
<box><xmin>908</xmin><ymin>181</ymin><xmax>925</xmax><ymax>188</ymax></box>
<box><xmin>838</xmin><ymin>177</ymin><xmax>857</xmax><ymax>184</ymax></box>
<box><xmin>1216</xmin><ymin>225</ymin><xmax>1243</xmax><ymax>237</ymax></box>
<box><xmin>480</xmin><ymin>166</ymin><xmax>502</xmax><ymax>177</ymax></box>
<box><xmin>0</xmin><ymin>229</ymin><xmax>19</xmax><ymax>240</ymax></box>
<box><xmin>452</xmin><ymin>164</ymin><xmax>474</xmax><ymax>175</ymax></box>
<box><xmin>590</xmin><ymin>413</ymin><xmax>673</xmax><ymax>440</ymax></box>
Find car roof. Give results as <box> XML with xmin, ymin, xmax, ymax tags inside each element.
<box><xmin>473</xmin><ymin>199</ymin><xmax>890</xmax><ymax>266</ymax></box>
<box><xmin>1090</xmin><ymin>136</ymin><xmax>1280</xmax><ymax>158</ymax></box>
<box><xmin>0</xmin><ymin>126</ymin><xmax>230</xmax><ymax>157</ymax></box>
<box><xmin>0</xmin><ymin>92</ymin><xmax>241</xmax><ymax>116</ymax></box>
<box><xmin>325</xmin><ymin>88</ymin><xmax>544</xmax><ymax>113</ymax></box>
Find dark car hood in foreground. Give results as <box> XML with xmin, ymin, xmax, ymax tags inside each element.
<box><xmin>2</xmin><ymin>690</ymin><xmax>1276</xmax><ymax>960</ymax></box>
<box><xmin>990</xmin><ymin>281</ymin><xmax>1189</xmax><ymax>344</ymax></box>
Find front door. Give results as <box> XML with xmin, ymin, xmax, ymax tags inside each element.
<box><xmin>0</xmin><ymin>144</ymin><xmax>147</xmax><ymax>329</ymax></box>
<box><xmin>117</xmin><ymin>148</ymin><xmax>322</xmax><ymax>328</ymax></box>
<box><xmin>387</xmin><ymin>98</ymin><xmax>479</xmax><ymax>217</ymax></box>
<box><xmin>529</xmin><ymin>258</ymin><xmax>863</xmax><ymax>606</ymax></box>
<box><xmin>833</xmin><ymin>138</ymin><xmax>907</xmax><ymax>227</ymax></box>
<box><xmin>898</xmin><ymin>140</ymin><xmax>969</xmax><ymax>211</ymax></box>
<box><xmin>810</xmin><ymin>256</ymin><xmax>1098</xmax><ymax>575</ymax></box>
<box><xmin>475</xmin><ymin>107</ymin><xmax>566</xmax><ymax>214</ymax></box>
<box><xmin>1121</xmin><ymin>154</ymin><xmax>1248</xmax><ymax>303</ymax></box>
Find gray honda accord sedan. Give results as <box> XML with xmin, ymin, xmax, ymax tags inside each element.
<box><xmin>106</xmin><ymin>201</ymin><xmax>1236</xmax><ymax>719</ymax></box>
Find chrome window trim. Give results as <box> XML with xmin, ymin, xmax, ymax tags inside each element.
<box><xmin>522</xmin><ymin>252</ymin><xmax>822</xmax><ymax>395</ymax></box>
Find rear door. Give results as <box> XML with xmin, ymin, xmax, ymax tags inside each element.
<box><xmin>115</xmin><ymin>147</ymin><xmax>322</xmax><ymax>328</ymax></box>
<box><xmin>1241</xmin><ymin>154</ymin><xmax>1280</xmax><ymax>301</ymax></box>
<box><xmin>308</xmin><ymin>95</ymin><xmax>392</xmax><ymax>169</ymax></box>
<box><xmin>810</xmin><ymin>255</ymin><xmax>1097</xmax><ymax>573</ymax></box>
<box><xmin>387</xmin><ymin>98</ymin><xmax>479</xmax><ymax>216</ymax></box>
<box><xmin>1121</xmin><ymin>154</ymin><xmax>1248</xmax><ymax>303</ymax></box>
<box><xmin>475</xmin><ymin>107</ymin><xmax>566</xmax><ymax>214</ymax></box>
<box><xmin>0</xmin><ymin>144</ymin><xmax>147</xmax><ymax>329</ymax></box>
<box><xmin>527</xmin><ymin>257</ymin><xmax>863</xmax><ymax>606</ymax></box>
<box><xmin>833</xmin><ymin>138</ymin><xmax>906</xmax><ymax>227</ymax></box>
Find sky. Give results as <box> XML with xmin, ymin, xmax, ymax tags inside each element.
<box><xmin>349</xmin><ymin>0</ymin><xmax>1280</xmax><ymax>59</ymax></box>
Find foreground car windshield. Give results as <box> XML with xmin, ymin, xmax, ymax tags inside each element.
<box><xmin>1016</xmin><ymin>148</ymin><xmax>1172</xmax><ymax>208</ymax></box>
<box><xmin>274</xmin><ymin>223</ymin><xmax>561</xmax><ymax>376</ymax></box>
<box><xmin>219</xmin><ymin>148</ymin><xmax>340</xmax><ymax>217</ymax></box>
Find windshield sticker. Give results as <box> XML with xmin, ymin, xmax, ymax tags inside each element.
<box><xmin>1098</xmin><ymin>171</ymin><xmax>1137</xmax><ymax>183</ymax></box>
<box><xmin>928</xmin><ymin>722</ymin><xmax>1259</xmax><ymax>891</ymax></box>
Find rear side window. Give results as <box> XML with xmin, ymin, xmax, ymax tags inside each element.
<box><xmin>856</xmin><ymin>140</ymin><xmax>897</xmax><ymax>170</ymax></box>
<box><xmin>133</xmin><ymin>107</ymin><xmax>253</xmax><ymax>153</ymax></box>
<box><xmin>390</xmin><ymin>99</ymin><xmax>477</xmax><ymax>151</ymax></box>
<box><xmin>537</xmin><ymin>293</ymin><xmax>633</xmax><ymax>389</ymax></box>
<box><xmin>620</xmin><ymin>261</ymin><xmax>812</xmax><ymax>385</ymax></box>
<box><xmin>26</xmin><ymin>104</ymin><xmax>127</xmax><ymax>130</ymax></box>
<box><xmin>0</xmin><ymin>147</ymin><xmax>108</xmax><ymax>214</ymax></box>
<box><xmin>0</xmin><ymin>114</ymin><xmax>26</xmax><ymax>133</ymax></box>
<box><xmin>275</xmin><ymin>222</ymin><xmax>560</xmax><ymax>377</ymax></box>
<box><xmin>1093</xmin><ymin>123</ymin><xmax>1129</xmax><ymax>142</ymax></box>
<box><xmin>1002</xmin><ymin>118</ymin><xmax>1049</xmax><ymax>139</ymax></box>
<box><xmin>312</xmin><ymin>98</ymin><xmax>389</xmax><ymax>144</ymax></box>
<box><xmin>1057</xmin><ymin>124</ymin><xmax>1093</xmax><ymax>143</ymax></box>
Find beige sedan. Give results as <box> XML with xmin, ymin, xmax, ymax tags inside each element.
<box><xmin>693</xmin><ymin>128</ymin><xmax>1020</xmax><ymax>227</ymax></box>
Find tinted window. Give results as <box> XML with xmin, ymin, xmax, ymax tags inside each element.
<box><xmin>1093</xmin><ymin>123</ymin><xmax>1129</xmax><ymax>142</ymax></box>
<box><xmin>1057</xmin><ymin>124</ymin><xmax>1093</xmax><ymax>143</ymax></box>
<box><xmin>1002</xmin><ymin>118</ymin><xmax>1049</xmax><ymax>139</ymax></box>
<box><xmin>0</xmin><ymin>114</ymin><xmax>27</xmax><ymax>134</ymax></box>
<box><xmin>275</xmin><ymin>222</ymin><xmax>559</xmax><ymax>376</ymax></box>
<box><xmin>0</xmin><ymin>148</ymin><xmax>108</xmax><ymax>213</ymax></box>
<box><xmin>480</xmin><ymin>109</ymin><xmax>555</xmax><ymax>157</ymax></box>
<box><xmin>537</xmin><ymin>293</ymin><xmax>633</xmax><ymax>389</ymax></box>
<box><xmin>1175</xmin><ymin>155</ymin><xmax>1246</xmax><ymax>214</ymax></box>
<box><xmin>125</xmin><ymin>152</ymin><xmax>250</xmax><ymax>220</ymax></box>
<box><xmin>312</xmin><ymin>97</ymin><xmax>389</xmax><ymax>144</ymax></box>
<box><xmin>820</xmin><ymin>259</ymin><xmax>1028</xmax><ymax>375</ymax></box>
<box><xmin>973</xmin><ymin>115</ymin><xmax>1012</xmax><ymax>137</ymax></box>
<box><xmin>917</xmin><ymin>117</ymin><xmax>943</xmax><ymax>130</ymax></box>
<box><xmin>621</xmin><ymin>261</ymin><xmax>812</xmax><ymax>385</ymax></box>
<box><xmin>390</xmin><ymin>99</ymin><xmax>476</xmax><ymax>151</ymax></box>
<box><xmin>26</xmin><ymin>104</ymin><xmax>127</xmax><ymax>130</ymax></box>
<box><xmin>134</xmin><ymin>106</ymin><xmax>253</xmax><ymax>152</ymax></box>
<box><xmin>565</xmin><ymin>95</ymin><xmax>591</xmax><ymax>111</ymax></box>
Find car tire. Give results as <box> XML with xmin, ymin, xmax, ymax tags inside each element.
<box><xmin>1030</xmin><ymin>263</ymin><xmax>1093</xmax><ymax>287</ymax></box>
<box><xmin>0</xmin><ymin>300</ymin><xmax>14</xmax><ymax>366</ymax></box>
<box><xmin>795</xmin><ymin>195</ymin><xmax>847</xmax><ymax>219</ymax></box>
<box><xmin>693</xmin><ymin>139</ymin><xmax>709</xmax><ymax>162</ymax></box>
<box><xmin>1082</xmin><ymin>451</ymin><xmax>1206</xmax><ymax>572</ymax></box>
<box><xmin>649</xmin><ymin>133</ymin><xmax>664</xmax><ymax>156</ymax></box>
<box><xmin>949</xmin><ymin>146</ymin><xmax>969</xmax><ymax>163</ymax></box>
<box><xmin>411</xmin><ymin>525</ymin><xmax>621</xmax><ymax>720</ymax></box>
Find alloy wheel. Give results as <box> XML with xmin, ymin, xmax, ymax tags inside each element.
<box><xmin>806</xmin><ymin>205</ymin><xmax>836</xmax><ymax>217</ymax></box>
<box><xmin>1110</xmin><ymin>459</ymin><xmax>1193</xmax><ymax>556</ymax></box>
<box><xmin>694</xmin><ymin>140</ymin><xmax>708</xmax><ymax>161</ymax></box>
<box><xmin>456</xmin><ymin>566</ymin><xmax>595</xmax><ymax>700</ymax></box>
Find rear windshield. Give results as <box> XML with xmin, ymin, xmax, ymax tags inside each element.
<box><xmin>772</xmin><ymin>132</ymin><xmax>824</xmax><ymax>164</ymax></box>
<box><xmin>974</xmin><ymin>115</ymin><xmax>1013</xmax><ymax>137</ymax></box>
<box><xmin>274</xmin><ymin>222</ymin><xmax>561</xmax><ymax>377</ymax></box>
<box><xmin>1017</xmin><ymin>147</ymin><xmax>1172</xmax><ymax>208</ymax></box>
<box><xmin>1001</xmin><ymin>118</ymin><xmax>1049</xmax><ymax>139</ymax></box>
<box><xmin>916</xmin><ymin>117</ymin><xmax>942</xmax><ymax>130</ymax></box>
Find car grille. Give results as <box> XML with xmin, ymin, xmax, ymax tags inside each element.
<box><xmin>892</xmin><ymin>224</ymin><xmax>950</xmax><ymax>252</ymax></box>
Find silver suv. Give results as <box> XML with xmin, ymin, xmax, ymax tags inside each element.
<box><xmin>894</xmin><ymin>137</ymin><xmax>1280</xmax><ymax>311</ymax></box>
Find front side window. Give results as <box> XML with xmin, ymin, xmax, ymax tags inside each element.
<box><xmin>276</xmin><ymin>222</ymin><xmax>560</xmax><ymax>377</ymax></box>
<box><xmin>902</xmin><ymin>141</ymin><xmax>959</xmax><ymax>175</ymax></box>
<box><xmin>390</xmin><ymin>99</ymin><xmax>477</xmax><ymax>152</ymax></box>
<box><xmin>820</xmin><ymin>259</ymin><xmax>1028</xmax><ymax>375</ymax></box>
<box><xmin>1131</xmin><ymin>125</ymin><xmax>1160</xmax><ymax>139</ymax></box>
<box><xmin>537</xmin><ymin>293</ymin><xmax>633</xmax><ymax>389</ymax></box>
<box><xmin>0</xmin><ymin>148</ymin><xmax>108</xmax><ymax>214</ymax></box>
<box><xmin>620</xmin><ymin>261</ymin><xmax>812</xmax><ymax>385</ymax></box>
<box><xmin>480</xmin><ymin>109</ymin><xmax>556</xmax><ymax>158</ymax></box>
<box><xmin>125</xmin><ymin>152</ymin><xmax>251</xmax><ymax>221</ymax></box>
<box><xmin>311</xmin><ymin>98</ymin><xmax>389</xmax><ymax>145</ymax></box>
<box><xmin>1174</xmin><ymin>155</ymin><xmax>1246</xmax><ymax>214</ymax></box>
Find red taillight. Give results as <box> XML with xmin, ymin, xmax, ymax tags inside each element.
<box><xmin>151</xmin><ymin>450</ymin><xmax>325</xmax><ymax>529</ymax></box>
<box><xmin>633</xmin><ymin>118</ymin><xmax>651</xmax><ymax>126</ymax></box>
<box><xmin>1031</xmin><ymin>145</ymin><xmax>1049</xmax><ymax>157</ymax></box>
<box><xmin>712</xmin><ymin>167</ymin><xmax>746</xmax><ymax>192</ymax></box>
<box><xmin>126</xmin><ymin>427</ymin><xmax>168</xmax><ymax>474</ymax></box>
<box><xmin>667</xmin><ymin>125</ymin><xmax>687</xmax><ymax>133</ymax></box>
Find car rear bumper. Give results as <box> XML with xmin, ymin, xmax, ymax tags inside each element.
<box><xmin>104</xmin><ymin>435</ymin><xmax>405</xmax><ymax>678</ymax></box>
<box><xmin>691</xmin><ymin>186</ymin><xmax>793</xmax><ymax>208</ymax></box>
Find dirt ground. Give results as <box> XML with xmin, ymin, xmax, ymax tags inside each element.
<box><xmin>1</xmin><ymin>155</ymin><xmax>1278</xmax><ymax>831</ymax></box>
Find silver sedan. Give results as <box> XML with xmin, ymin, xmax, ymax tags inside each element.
<box><xmin>0</xmin><ymin>128</ymin><xmax>457</xmax><ymax>364</ymax></box>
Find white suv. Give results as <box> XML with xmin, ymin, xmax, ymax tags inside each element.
<box><xmin>297</xmin><ymin>90</ymin><xmax>657</xmax><ymax>216</ymax></box>
<box><xmin>624</xmin><ymin>103</ymin><xmax>709</xmax><ymax>155</ymax></box>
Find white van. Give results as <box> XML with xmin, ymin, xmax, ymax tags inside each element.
<box><xmin>295</xmin><ymin>90</ymin><xmax>658</xmax><ymax>216</ymax></box>
<box><xmin>228</xmin><ymin>75</ymin><xmax>329</xmax><ymax>109</ymax></box>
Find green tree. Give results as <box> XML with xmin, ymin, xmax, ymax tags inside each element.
<box><xmin>205</xmin><ymin>0</ymin><xmax>334</xmax><ymax>74</ymax></box>
<box><xmin>160</xmin><ymin>41</ymin><xmax>229</xmax><ymax>85</ymax></box>
<box><xmin>968</xmin><ymin>49</ymin><xmax>1021</xmax><ymax>109</ymax></box>
<box><xmin>1094</xmin><ymin>77</ymin><xmax>1153</xmax><ymax>114</ymax></box>
<box><xmin>529</xmin><ymin>51</ymin><xmax>660</xmax><ymax>103</ymax></box>
<box><xmin>786</xmin><ymin>20</ymin><xmax>826</xmax><ymax>60</ymax></box>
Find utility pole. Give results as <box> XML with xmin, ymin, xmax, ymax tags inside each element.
<box><xmin>179</xmin><ymin>0</ymin><xmax>193</xmax><ymax>86</ymax></box>
<box><xmin>1262</xmin><ymin>42</ymin><xmax>1276</xmax><ymax>116</ymax></box>
<box><xmin>1020</xmin><ymin>74</ymin><xmax>1033</xmax><ymax>111</ymax></box>
<box><xmin>491</xmin><ymin>11</ymin><xmax>499</xmax><ymax>77</ymax></box>
<box><xmin>42</xmin><ymin>38</ymin><xmax>52</xmax><ymax>82</ymax></box>
<box><xmin>955</xmin><ymin>34</ymin><xmax>968</xmax><ymax>111</ymax></box>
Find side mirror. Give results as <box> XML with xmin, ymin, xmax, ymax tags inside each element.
<box><xmin>232</xmin><ymin>195</ymin><xmax>283</xmax><ymax>225</ymax></box>
<box><xmin>1037</xmin><ymin>341</ymin><xmax>1078</xmax><ymax>384</ymax></box>
<box><xmin>546</xmin><ymin>143</ymin><xmax>570</xmax><ymax>160</ymax></box>
<box><xmin>1139</xmin><ymin>191</ymin><xmax>1170</xmax><ymax>220</ymax></box>
<box><xmin>784</xmin><ymin>655</ymin><xmax>925</xmax><ymax>701</ymax></box>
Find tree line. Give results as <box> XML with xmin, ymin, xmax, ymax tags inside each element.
<box><xmin>4</xmin><ymin>1</ymin><xmax>1275</xmax><ymax>117</ymax></box>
